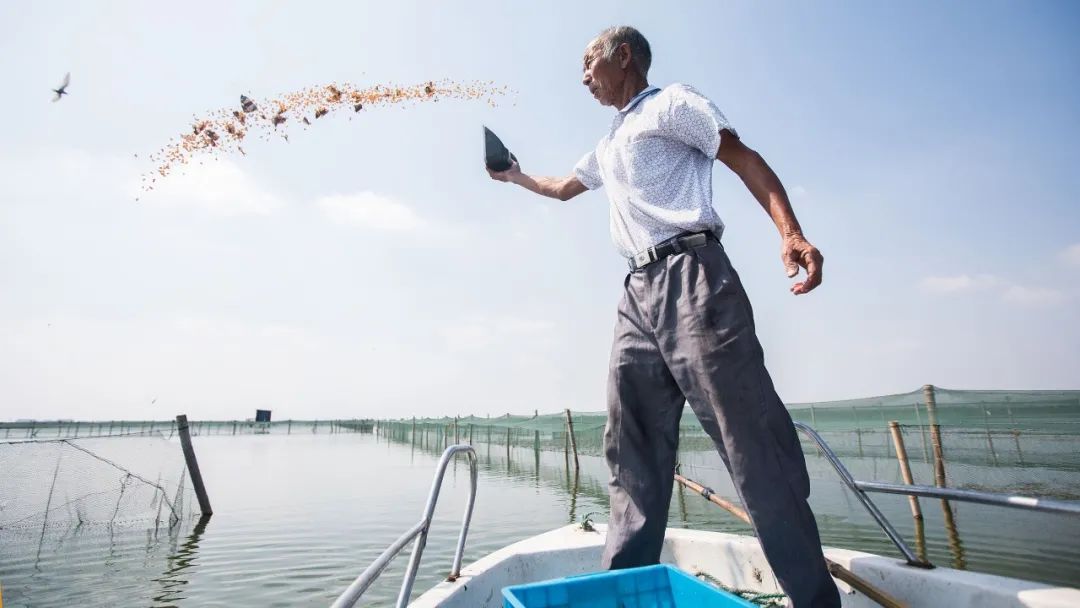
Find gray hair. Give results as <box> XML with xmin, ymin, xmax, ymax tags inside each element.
<box><xmin>588</xmin><ymin>26</ymin><xmax>652</xmax><ymax>77</ymax></box>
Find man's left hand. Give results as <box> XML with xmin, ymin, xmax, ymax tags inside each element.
<box><xmin>781</xmin><ymin>234</ymin><xmax>823</xmax><ymax>295</ymax></box>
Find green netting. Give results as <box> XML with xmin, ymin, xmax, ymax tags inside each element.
<box><xmin>380</xmin><ymin>386</ymin><xmax>1079</xmax><ymax>443</ymax></box>
<box><xmin>0</xmin><ymin>433</ymin><xmax>197</xmax><ymax>534</ymax></box>
<box><xmin>0</xmin><ymin>419</ymin><xmax>375</xmax><ymax>440</ymax></box>
<box><xmin>376</xmin><ymin>386</ymin><xmax>1080</xmax><ymax>497</ymax></box>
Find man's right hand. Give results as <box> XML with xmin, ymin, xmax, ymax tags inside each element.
<box><xmin>486</xmin><ymin>162</ymin><xmax>588</xmax><ymax>202</ymax></box>
<box><xmin>486</xmin><ymin>159</ymin><xmax>522</xmax><ymax>184</ymax></box>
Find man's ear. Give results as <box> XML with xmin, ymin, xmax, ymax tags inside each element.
<box><xmin>618</xmin><ymin>43</ymin><xmax>632</xmax><ymax>69</ymax></box>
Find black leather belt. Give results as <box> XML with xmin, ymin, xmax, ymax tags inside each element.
<box><xmin>628</xmin><ymin>231</ymin><xmax>717</xmax><ymax>271</ymax></box>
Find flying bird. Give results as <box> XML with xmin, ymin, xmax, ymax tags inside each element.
<box><xmin>52</xmin><ymin>72</ymin><xmax>70</xmax><ymax>102</ymax></box>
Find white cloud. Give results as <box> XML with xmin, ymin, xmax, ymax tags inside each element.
<box><xmin>317</xmin><ymin>192</ymin><xmax>425</xmax><ymax>232</ymax></box>
<box><xmin>920</xmin><ymin>273</ymin><xmax>1065</xmax><ymax>307</ymax></box>
<box><xmin>789</xmin><ymin>185</ymin><xmax>809</xmax><ymax>200</ymax></box>
<box><xmin>136</xmin><ymin>159</ymin><xmax>284</xmax><ymax>216</ymax></box>
<box><xmin>919</xmin><ymin>274</ymin><xmax>1001</xmax><ymax>293</ymax></box>
<box><xmin>1061</xmin><ymin>243</ymin><xmax>1080</xmax><ymax>267</ymax></box>
<box><xmin>1</xmin><ymin>148</ymin><xmax>134</xmax><ymax>203</ymax></box>
<box><xmin>439</xmin><ymin>316</ymin><xmax>557</xmax><ymax>353</ymax></box>
<box><xmin>1001</xmin><ymin>285</ymin><xmax>1067</xmax><ymax>307</ymax></box>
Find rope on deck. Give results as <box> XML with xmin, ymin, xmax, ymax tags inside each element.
<box><xmin>694</xmin><ymin>571</ymin><xmax>788</xmax><ymax>607</ymax></box>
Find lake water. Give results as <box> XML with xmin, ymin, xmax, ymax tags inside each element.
<box><xmin>2</xmin><ymin>430</ymin><xmax>1079</xmax><ymax>607</ymax></box>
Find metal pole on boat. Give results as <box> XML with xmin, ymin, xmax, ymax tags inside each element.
<box><xmin>564</xmin><ymin>409</ymin><xmax>580</xmax><ymax>472</ymax></box>
<box><xmin>175</xmin><ymin>414</ymin><xmax>213</xmax><ymax>517</ymax></box>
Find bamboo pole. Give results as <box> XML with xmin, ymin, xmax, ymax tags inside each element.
<box><xmin>912</xmin><ymin>402</ymin><xmax>929</xmax><ymax>463</ymax></box>
<box><xmin>568</xmin><ymin>468</ymin><xmax>580</xmax><ymax>523</ymax></box>
<box><xmin>534</xmin><ymin>430</ymin><xmax>540</xmax><ymax>474</ymax></box>
<box><xmin>175</xmin><ymin>415</ymin><xmax>213</xmax><ymax>516</ymax></box>
<box><xmin>888</xmin><ymin>422</ymin><xmax>923</xmax><ymax>521</ymax></box>
<box><xmin>1012</xmin><ymin>430</ymin><xmax>1024</xmax><ymax>465</ymax></box>
<box><xmin>983</xmin><ymin>409</ymin><xmax>998</xmax><ymax>466</ymax></box>
<box><xmin>942</xmin><ymin>499</ymin><xmax>967</xmax><ymax>570</ymax></box>
<box><xmin>564</xmin><ymin>409</ymin><xmax>580</xmax><ymax>472</ymax></box>
<box><xmin>676</xmin><ymin>472</ymin><xmax>689</xmax><ymax>523</ymax></box>
<box><xmin>851</xmin><ymin>406</ymin><xmax>863</xmax><ymax>457</ymax></box>
<box><xmin>674</xmin><ymin>473</ymin><xmax>907</xmax><ymax>608</ymax></box>
<box><xmin>923</xmin><ymin>385</ymin><xmax>948</xmax><ymax>489</ymax></box>
<box><xmin>923</xmin><ymin>385</ymin><xmax>965</xmax><ymax>568</ymax></box>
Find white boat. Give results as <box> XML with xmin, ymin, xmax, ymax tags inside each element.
<box><xmin>410</xmin><ymin>523</ymin><xmax>1080</xmax><ymax>608</ymax></box>
<box><xmin>332</xmin><ymin>433</ymin><xmax>1080</xmax><ymax>608</ymax></box>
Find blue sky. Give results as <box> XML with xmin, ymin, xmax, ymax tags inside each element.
<box><xmin>1</xmin><ymin>1</ymin><xmax>1078</xmax><ymax>421</ymax></box>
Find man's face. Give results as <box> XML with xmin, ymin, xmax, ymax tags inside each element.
<box><xmin>582</xmin><ymin>43</ymin><xmax>625</xmax><ymax>107</ymax></box>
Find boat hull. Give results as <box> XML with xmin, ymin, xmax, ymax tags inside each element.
<box><xmin>410</xmin><ymin>525</ymin><xmax>1080</xmax><ymax>608</ymax></box>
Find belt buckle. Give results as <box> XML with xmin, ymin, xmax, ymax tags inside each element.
<box><xmin>630</xmin><ymin>247</ymin><xmax>656</xmax><ymax>270</ymax></box>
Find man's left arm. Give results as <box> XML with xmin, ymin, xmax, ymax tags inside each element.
<box><xmin>716</xmin><ymin>130</ymin><xmax>823</xmax><ymax>295</ymax></box>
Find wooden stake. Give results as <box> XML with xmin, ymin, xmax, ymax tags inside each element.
<box><xmin>888</xmin><ymin>421</ymin><xmax>923</xmax><ymax>521</ymax></box>
<box><xmin>564</xmin><ymin>409</ymin><xmax>580</xmax><ymax>471</ymax></box>
<box><xmin>923</xmin><ymin>385</ymin><xmax>948</xmax><ymax>489</ymax></box>
<box><xmin>175</xmin><ymin>415</ymin><xmax>213</xmax><ymax>516</ymax></box>
<box><xmin>983</xmin><ymin>410</ymin><xmax>998</xmax><ymax>466</ymax></box>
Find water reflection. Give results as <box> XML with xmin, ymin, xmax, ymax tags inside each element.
<box><xmin>152</xmin><ymin>515</ymin><xmax>211</xmax><ymax>606</ymax></box>
<box><xmin>6</xmin><ymin>429</ymin><xmax>1080</xmax><ymax>608</ymax></box>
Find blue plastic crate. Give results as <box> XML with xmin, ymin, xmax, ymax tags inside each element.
<box><xmin>501</xmin><ymin>564</ymin><xmax>758</xmax><ymax>608</ymax></box>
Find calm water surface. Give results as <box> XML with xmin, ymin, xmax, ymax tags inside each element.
<box><xmin>2</xmin><ymin>431</ymin><xmax>1078</xmax><ymax>607</ymax></box>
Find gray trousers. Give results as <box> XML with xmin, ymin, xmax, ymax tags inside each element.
<box><xmin>602</xmin><ymin>239</ymin><xmax>841</xmax><ymax>608</ymax></box>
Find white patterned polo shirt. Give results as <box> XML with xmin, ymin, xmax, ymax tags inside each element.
<box><xmin>573</xmin><ymin>83</ymin><xmax>737</xmax><ymax>259</ymax></box>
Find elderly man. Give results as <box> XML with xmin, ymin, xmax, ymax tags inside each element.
<box><xmin>488</xmin><ymin>26</ymin><xmax>840</xmax><ymax>607</ymax></box>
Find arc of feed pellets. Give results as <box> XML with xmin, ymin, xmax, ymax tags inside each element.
<box><xmin>139</xmin><ymin>80</ymin><xmax>512</xmax><ymax>193</ymax></box>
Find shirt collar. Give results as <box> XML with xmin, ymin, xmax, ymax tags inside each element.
<box><xmin>618</xmin><ymin>85</ymin><xmax>660</xmax><ymax>113</ymax></box>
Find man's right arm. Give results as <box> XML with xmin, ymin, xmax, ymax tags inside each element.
<box><xmin>487</xmin><ymin>161</ymin><xmax>588</xmax><ymax>202</ymax></box>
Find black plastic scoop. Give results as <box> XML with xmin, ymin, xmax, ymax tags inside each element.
<box><xmin>484</xmin><ymin>126</ymin><xmax>517</xmax><ymax>172</ymax></box>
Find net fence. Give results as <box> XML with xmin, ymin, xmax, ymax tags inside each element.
<box><xmin>376</xmin><ymin>386</ymin><xmax>1080</xmax><ymax>499</ymax></box>
<box><xmin>0</xmin><ymin>432</ymin><xmax>198</xmax><ymax>536</ymax></box>
<box><xmin>0</xmin><ymin>418</ymin><xmax>374</xmax><ymax>441</ymax></box>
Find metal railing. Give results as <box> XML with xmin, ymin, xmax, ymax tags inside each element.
<box><xmin>793</xmin><ymin>422</ymin><xmax>1080</xmax><ymax>567</ymax></box>
<box><xmin>330</xmin><ymin>445</ymin><xmax>478</xmax><ymax>608</ymax></box>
